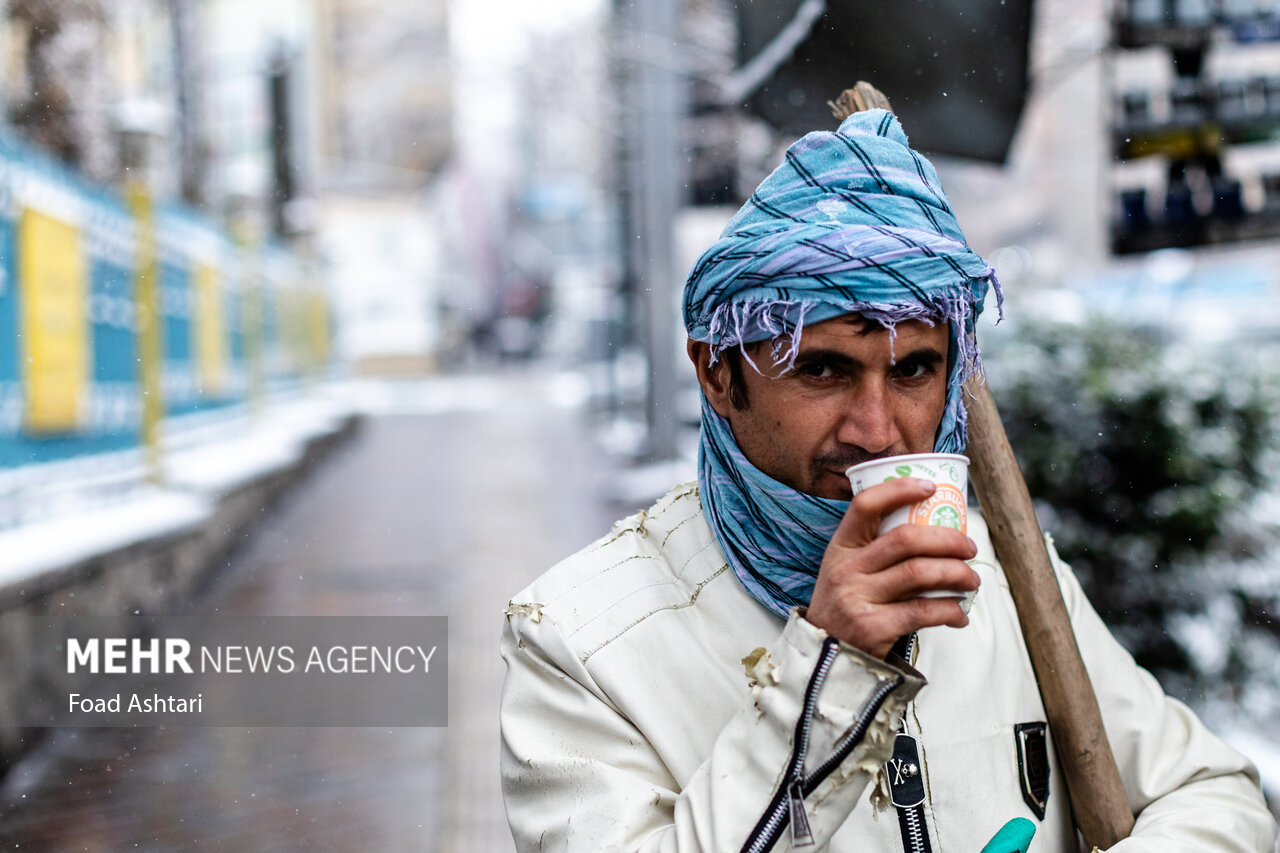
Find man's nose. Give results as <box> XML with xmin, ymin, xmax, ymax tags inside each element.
<box><xmin>836</xmin><ymin>383</ymin><xmax>902</xmax><ymax>454</ymax></box>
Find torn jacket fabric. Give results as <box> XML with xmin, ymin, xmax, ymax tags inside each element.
<box><xmin>683</xmin><ymin>108</ymin><xmax>1000</xmax><ymax>618</ymax></box>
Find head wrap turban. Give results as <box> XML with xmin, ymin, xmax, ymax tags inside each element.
<box><xmin>683</xmin><ymin>108</ymin><xmax>1001</xmax><ymax>618</ymax></box>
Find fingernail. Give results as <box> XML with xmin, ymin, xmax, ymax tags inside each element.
<box><xmin>913</xmin><ymin>478</ymin><xmax>936</xmax><ymax>491</ymax></box>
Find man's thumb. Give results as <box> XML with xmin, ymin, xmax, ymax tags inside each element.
<box><xmin>830</xmin><ymin>477</ymin><xmax>935</xmax><ymax>548</ymax></box>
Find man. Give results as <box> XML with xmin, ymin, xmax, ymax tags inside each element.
<box><xmin>500</xmin><ymin>109</ymin><xmax>1277</xmax><ymax>851</ymax></box>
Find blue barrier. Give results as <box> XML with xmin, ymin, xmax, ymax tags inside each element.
<box><xmin>0</xmin><ymin>133</ymin><xmax>326</xmax><ymax>470</ymax></box>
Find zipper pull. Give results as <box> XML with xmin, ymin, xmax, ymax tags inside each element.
<box><xmin>788</xmin><ymin>780</ymin><xmax>815</xmax><ymax>847</ymax></box>
<box><xmin>886</xmin><ymin>732</ymin><xmax>926</xmax><ymax>808</ymax></box>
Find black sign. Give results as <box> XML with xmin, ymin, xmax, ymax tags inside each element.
<box><xmin>1015</xmin><ymin>721</ymin><xmax>1051</xmax><ymax>820</ymax></box>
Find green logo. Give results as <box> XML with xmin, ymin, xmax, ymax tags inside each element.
<box><xmin>931</xmin><ymin>505</ymin><xmax>962</xmax><ymax>530</ymax></box>
<box><xmin>895</xmin><ymin>465</ymin><xmax>913</xmax><ymax>478</ymax></box>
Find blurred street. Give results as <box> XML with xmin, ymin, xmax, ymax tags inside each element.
<box><xmin>0</xmin><ymin>0</ymin><xmax>1279</xmax><ymax>845</ymax></box>
<box><xmin>0</xmin><ymin>368</ymin><xmax>635</xmax><ymax>852</ymax></box>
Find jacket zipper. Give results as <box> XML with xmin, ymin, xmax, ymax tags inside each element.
<box><xmin>900</xmin><ymin>804</ymin><xmax>931</xmax><ymax>853</ymax></box>
<box><xmin>890</xmin><ymin>634</ymin><xmax>931</xmax><ymax>853</ymax></box>
<box><xmin>740</xmin><ymin>637</ymin><xmax>902</xmax><ymax>853</ymax></box>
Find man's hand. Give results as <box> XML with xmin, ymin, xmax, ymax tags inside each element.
<box><xmin>806</xmin><ymin>478</ymin><xmax>980</xmax><ymax>659</ymax></box>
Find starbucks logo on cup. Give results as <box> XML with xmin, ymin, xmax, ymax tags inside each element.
<box><xmin>908</xmin><ymin>483</ymin><xmax>967</xmax><ymax>533</ymax></box>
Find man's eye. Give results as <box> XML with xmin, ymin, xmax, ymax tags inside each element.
<box><xmin>895</xmin><ymin>361</ymin><xmax>930</xmax><ymax>380</ymax></box>
<box><xmin>797</xmin><ymin>363</ymin><xmax>835</xmax><ymax>379</ymax></box>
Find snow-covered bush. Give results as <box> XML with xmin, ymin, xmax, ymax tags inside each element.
<box><xmin>982</xmin><ymin>318</ymin><xmax>1280</xmax><ymax>700</ymax></box>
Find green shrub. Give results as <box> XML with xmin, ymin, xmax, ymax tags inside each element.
<box><xmin>981</xmin><ymin>318</ymin><xmax>1280</xmax><ymax>687</ymax></box>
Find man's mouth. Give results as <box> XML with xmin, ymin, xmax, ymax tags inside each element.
<box><xmin>816</xmin><ymin>452</ymin><xmax>900</xmax><ymax>499</ymax></box>
<box><xmin>820</xmin><ymin>469</ymin><xmax>856</xmax><ymax>500</ymax></box>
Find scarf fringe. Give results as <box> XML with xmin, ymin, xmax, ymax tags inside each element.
<box><xmin>701</xmin><ymin>276</ymin><xmax>998</xmax><ymax>380</ymax></box>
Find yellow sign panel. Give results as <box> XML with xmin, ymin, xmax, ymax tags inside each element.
<box><xmin>19</xmin><ymin>208</ymin><xmax>88</xmax><ymax>433</ymax></box>
<box><xmin>193</xmin><ymin>261</ymin><xmax>225</xmax><ymax>396</ymax></box>
<box><xmin>310</xmin><ymin>291</ymin><xmax>329</xmax><ymax>368</ymax></box>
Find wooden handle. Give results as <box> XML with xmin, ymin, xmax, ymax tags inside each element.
<box><xmin>829</xmin><ymin>82</ymin><xmax>893</xmax><ymax>118</ymax></box>
<box><xmin>831</xmin><ymin>81</ymin><xmax>1135</xmax><ymax>848</ymax></box>
<box><xmin>964</xmin><ymin>376</ymin><xmax>1135</xmax><ymax>848</ymax></box>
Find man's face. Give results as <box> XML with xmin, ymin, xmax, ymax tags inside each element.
<box><xmin>692</xmin><ymin>315</ymin><xmax>950</xmax><ymax>501</ymax></box>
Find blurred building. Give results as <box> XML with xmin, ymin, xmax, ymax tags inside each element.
<box><xmin>315</xmin><ymin>0</ymin><xmax>451</xmax><ymax>190</ymax></box>
<box><xmin>433</xmin><ymin>0</ymin><xmax>619</xmax><ymax>369</ymax></box>
<box><xmin>0</xmin><ymin>0</ymin><xmax>176</xmax><ymax>190</ymax></box>
<box><xmin>0</xmin><ymin>0</ymin><xmax>455</xmax><ymax>378</ymax></box>
<box><xmin>500</xmin><ymin>13</ymin><xmax>613</xmax><ymax>364</ymax></box>
<box><xmin>312</xmin><ymin>0</ymin><xmax>452</xmax><ymax>376</ymax></box>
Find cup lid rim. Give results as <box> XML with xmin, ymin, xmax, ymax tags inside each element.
<box><xmin>844</xmin><ymin>452</ymin><xmax>969</xmax><ymax>477</ymax></box>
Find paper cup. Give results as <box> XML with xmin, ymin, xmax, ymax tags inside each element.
<box><xmin>846</xmin><ymin>453</ymin><xmax>973</xmax><ymax>603</ymax></box>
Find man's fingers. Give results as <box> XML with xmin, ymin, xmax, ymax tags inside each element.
<box><xmin>863</xmin><ymin>556</ymin><xmax>980</xmax><ymax>602</ymax></box>
<box><xmin>864</xmin><ymin>524</ymin><xmax>978</xmax><ymax>569</ymax></box>
<box><xmin>817</xmin><ymin>597</ymin><xmax>971</xmax><ymax>658</ymax></box>
<box><xmin>830</xmin><ymin>477</ymin><xmax>938</xmax><ymax>548</ymax></box>
<box><xmin>827</xmin><ymin>521</ymin><xmax>977</xmax><ymax>582</ymax></box>
<box><xmin>864</xmin><ymin>598</ymin><xmax>972</xmax><ymax>648</ymax></box>
<box><xmin>894</xmin><ymin>597</ymin><xmax>972</xmax><ymax>632</ymax></box>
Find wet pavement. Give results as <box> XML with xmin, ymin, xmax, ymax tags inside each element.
<box><xmin>0</xmin><ymin>369</ymin><xmax>639</xmax><ymax>852</ymax></box>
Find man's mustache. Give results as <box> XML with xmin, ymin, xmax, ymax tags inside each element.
<box><xmin>813</xmin><ymin>448</ymin><xmax>895</xmax><ymax>473</ymax></box>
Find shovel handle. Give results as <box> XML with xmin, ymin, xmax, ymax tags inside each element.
<box><xmin>964</xmin><ymin>376</ymin><xmax>1135</xmax><ymax>848</ymax></box>
<box><xmin>832</xmin><ymin>82</ymin><xmax>1136</xmax><ymax>848</ymax></box>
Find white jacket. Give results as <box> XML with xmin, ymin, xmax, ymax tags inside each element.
<box><xmin>500</xmin><ymin>483</ymin><xmax>1277</xmax><ymax>852</ymax></box>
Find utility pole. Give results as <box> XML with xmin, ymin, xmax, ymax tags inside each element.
<box><xmin>169</xmin><ymin>0</ymin><xmax>205</xmax><ymax>206</ymax></box>
<box><xmin>624</xmin><ymin>0</ymin><xmax>684</xmax><ymax>462</ymax></box>
<box><xmin>269</xmin><ymin>45</ymin><xmax>297</xmax><ymax>239</ymax></box>
<box><xmin>120</xmin><ymin>124</ymin><xmax>164</xmax><ymax>484</ymax></box>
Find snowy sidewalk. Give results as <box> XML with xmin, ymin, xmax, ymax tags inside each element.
<box><xmin>0</xmin><ymin>367</ymin><xmax>648</xmax><ymax>851</ymax></box>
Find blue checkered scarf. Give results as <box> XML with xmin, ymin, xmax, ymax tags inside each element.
<box><xmin>684</xmin><ymin>109</ymin><xmax>1000</xmax><ymax>618</ymax></box>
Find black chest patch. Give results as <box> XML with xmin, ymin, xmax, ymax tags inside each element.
<box><xmin>1015</xmin><ymin>721</ymin><xmax>1051</xmax><ymax>820</ymax></box>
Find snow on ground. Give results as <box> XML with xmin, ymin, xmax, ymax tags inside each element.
<box><xmin>0</xmin><ymin>486</ymin><xmax>211</xmax><ymax>586</ymax></box>
<box><xmin>163</xmin><ymin>398</ymin><xmax>349</xmax><ymax>494</ymax></box>
<box><xmin>0</xmin><ymin>373</ymin><xmax>599</xmax><ymax>584</ymax></box>
<box><xmin>0</xmin><ymin>387</ymin><xmax>362</xmax><ymax>585</ymax></box>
